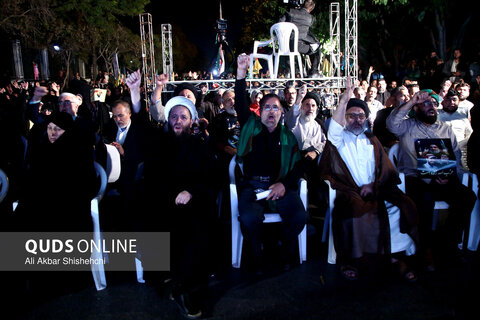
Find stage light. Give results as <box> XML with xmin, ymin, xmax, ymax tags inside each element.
<box><xmin>53</xmin><ymin>45</ymin><xmax>61</xmax><ymax>51</ymax></box>
<box><xmin>212</xmin><ymin>69</ymin><xmax>218</xmax><ymax>76</ymax></box>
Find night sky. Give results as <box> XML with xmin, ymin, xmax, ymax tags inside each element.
<box><xmin>146</xmin><ymin>1</ymin><xmax>244</xmax><ymax>63</ymax></box>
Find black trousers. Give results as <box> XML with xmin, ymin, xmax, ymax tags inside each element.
<box><xmin>238</xmin><ymin>182</ymin><xmax>306</xmax><ymax>259</ymax></box>
<box><xmin>298</xmin><ymin>41</ymin><xmax>320</xmax><ymax>75</ymax></box>
<box><xmin>141</xmin><ymin>198</ymin><xmax>215</xmax><ymax>294</ymax></box>
<box><xmin>405</xmin><ymin>175</ymin><xmax>477</xmax><ymax>252</ymax></box>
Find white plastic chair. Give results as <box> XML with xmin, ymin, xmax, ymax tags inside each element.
<box><xmin>466</xmin><ymin>173</ymin><xmax>480</xmax><ymax>251</ymax></box>
<box><xmin>322</xmin><ymin>179</ymin><xmax>416</xmax><ymax>265</ymax></box>
<box><xmin>91</xmin><ymin>161</ymin><xmax>108</xmax><ymax>291</ymax></box>
<box><xmin>388</xmin><ymin>143</ymin><xmax>469</xmax><ymax>231</ymax></box>
<box><xmin>134</xmin><ymin>161</ymin><xmax>146</xmax><ymax>283</ymax></box>
<box><xmin>249</xmin><ymin>38</ymin><xmax>275</xmax><ymax>79</ymax></box>
<box><xmin>229</xmin><ymin>155</ymin><xmax>307</xmax><ymax>268</ymax></box>
<box><xmin>0</xmin><ymin>168</ymin><xmax>8</xmax><ymax>204</ymax></box>
<box><xmin>105</xmin><ymin>143</ymin><xmax>121</xmax><ymax>183</ymax></box>
<box><xmin>271</xmin><ymin>22</ymin><xmax>304</xmax><ymax>79</ymax></box>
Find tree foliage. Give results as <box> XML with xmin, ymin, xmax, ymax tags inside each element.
<box><xmin>0</xmin><ymin>0</ymin><xmax>150</xmax><ymax>81</ymax></box>
<box><xmin>238</xmin><ymin>0</ymin><xmax>477</xmax><ymax>78</ymax></box>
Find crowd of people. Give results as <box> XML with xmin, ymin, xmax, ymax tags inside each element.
<box><xmin>1</xmin><ymin>34</ymin><xmax>480</xmax><ymax>320</ymax></box>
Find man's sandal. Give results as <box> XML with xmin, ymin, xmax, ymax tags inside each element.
<box><xmin>340</xmin><ymin>265</ymin><xmax>358</xmax><ymax>280</ymax></box>
<box><xmin>394</xmin><ymin>260</ymin><xmax>418</xmax><ymax>283</ymax></box>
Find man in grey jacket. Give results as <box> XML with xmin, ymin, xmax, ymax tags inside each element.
<box><xmin>280</xmin><ymin>0</ymin><xmax>321</xmax><ymax>77</ymax></box>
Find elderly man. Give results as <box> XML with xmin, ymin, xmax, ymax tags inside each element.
<box><xmin>353</xmin><ymin>87</ymin><xmax>366</xmax><ymax>101</ymax></box>
<box><xmin>320</xmin><ymin>79</ymin><xmax>418</xmax><ymax>281</ymax></box>
<box><xmin>386</xmin><ymin>90</ymin><xmax>476</xmax><ymax>270</ymax></box>
<box><xmin>210</xmin><ymin>89</ymin><xmax>240</xmax><ymax>215</ymax></box>
<box><xmin>102</xmin><ymin>98</ymin><xmax>149</xmax><ymax>229</ymax></box>
<box><xmin>210</xmin><ymin>90</ymin><xmax>239</xmax><ymax>159</ymax></box>
<box><xmin>285</xmin><ymin>84</ymin><xmax>327</xmax><ymax>214</ymax></box>
<box><xmin>285</xmin><ymin>84</ymin><xmax>325</xmax><ymax>160</ymax></box>
<box><xmin>234</xmin><ymin>54</ymin><xmax>306</xmax><ymax>273</ymax></box>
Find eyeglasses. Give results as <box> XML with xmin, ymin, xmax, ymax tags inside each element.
<box><xmin>422</xmin><ymin>101</ymin><xmax>438</xmax><ymax>107</ymax></box>
<box><xmin>263</xmin><ymin>105</ymin><xmax>280</xmax><ymax>112</ymax></box>
<box><xmin>345</xmin><ymin>113</ymin><xmax>366</xmax><ymax>120</ymax></box>
<box><xmin>58</xmin><ymin>100</ymin><xmax>72</xmax><ymax>106</ymax></box>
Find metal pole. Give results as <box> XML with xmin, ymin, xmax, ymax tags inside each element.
<box><xmin>330</xmin><ymin>3</ymin><xmax>341</xmax><ymax>77</ymax></box>
<box><xmin>12</xmin><ymin>40</ymin><xmax>24</xmax><ymax>80</ymax></box>
<box><xmin>161</xmin><ymin>24</ymin><xmax>174</xmax><ymax>80</ymax></box>
<box><xmin>139</xmin><ymin>13</ymin><xmax>156</xmax><ymax>109</ymax></box>
<box><xmin>40</xmin><ymin>48</ymin><xmax>50</xmax><ymax>80</ymax></box>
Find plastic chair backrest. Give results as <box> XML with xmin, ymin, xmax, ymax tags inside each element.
<box><xmin>388</xmin><ymin>143</ymin><xmax>400</xmax><ymax>167</ymax></box>
<box><xmin>271</xmin><ymin>22</ymin><xmax>299</xmax><ymax>55</ymax></box>
<box><xmin>93</xmin><ymin>161</ymin><xmax>107</xmax><ymax>202</ymax></box>
<box><xmin>0</xmin><ymin>168</ymin><xmax>8</xmax><ymax>203</ymax></box>
<box><xmin>105</xmin><ymin>144</ymin><xmax>121</xmax><ymax>183</ymax></box>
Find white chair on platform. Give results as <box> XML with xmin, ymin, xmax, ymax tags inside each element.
<box><xmin>271</xmin><ymin>22</ymin><xmax>304</xmax><ymax>79</ymax></box>
<box><xmin>249</xmin><ymin>38</ymin><xmax>275</xmax><ymax>79</ymax></box>
<box><xmin>91</xmin><ymin>161</ymin><xmax>108</xmax><ymax>291</ymax></box>
<box><xmin>229</xmin><ymin>155</ymin><xmax>307</xmax><ymax>268</ymax></box>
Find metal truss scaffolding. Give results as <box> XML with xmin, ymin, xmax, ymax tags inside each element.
<box><xmin>161</xmin><ymin>24</ymin><xmax>174</xmax><ymax>80</ymax></box>
<box><xmin>139</xmin><ymin>13</ymin><xmax>156</xmax><ymax>107</ymax></box>
<box><xmin>160</xmin><ymin>77</ymin><xmax>345</xmax><ymax>94</ymax></box>
<box><xmin>329</xmin><ymin>3</ymin><xmax>341</xmax><ymax>77</ymax></box>
<box><xmin>344</xmin><ymin>0</ymin><xmax>358</xmax><ymax>82</ymax></box>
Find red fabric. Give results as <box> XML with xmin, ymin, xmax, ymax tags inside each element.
<box><xmin>249</xmin><ymin>103</ymin><xmax>260</xmax><ymax>117</ymax></box>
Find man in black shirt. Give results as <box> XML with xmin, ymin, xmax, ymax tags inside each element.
<box><xmin>234</xmin><ymin>54</ymin><xmax>306</xmax><ymax>272</ymax></box>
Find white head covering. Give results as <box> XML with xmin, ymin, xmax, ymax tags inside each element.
<box><xmin>164</xmin><ymin>96</ymin><xmax>198</xmax><ymax>121</ymax></box>
<box><xmin>59</xmin><ymin>92</ymin><xmax>83</xmax><ymax>105</ymax></box>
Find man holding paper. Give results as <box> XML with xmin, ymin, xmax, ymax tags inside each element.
<box><xmin>234</xmin><ymin>54</ymin><xmax>306</xmax><ymax>273</ymax></box>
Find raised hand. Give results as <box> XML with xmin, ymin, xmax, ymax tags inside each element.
<box><xmin>296</xmin><ymin>84</ymin><xmax>308</xmax><ymax>105</ymax></box>
<box><xmin>155</xmin><ymin>73</ymin><xmax>169</xmax><ymax>87</ymax></box>
<box><xmin>126</xmin><ymin>69</ymin><xmax>141</xmax><ymax>92</ymax></box>
<box><xmin>236</xmin><ymin>53</ymin><xmax>250</xmax><ymax>79</ymax></box>
<box><xmin>175</xmin><ymin>190</ymin><xmax>192</xmax><ymax>205</ymax></box>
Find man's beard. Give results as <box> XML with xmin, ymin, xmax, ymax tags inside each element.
<box><xmin>301</xmin><ymin>110</ymin><xmax>314</xmax><ymax>122</ymax></box>
<box><xmin>168</xmin><ymin>125</ymin><xmax>191</xmax><ymax>137</ymax></box>
<box><xmin>416</xmin><ymin>110</ymin><xmax>437</xmax><ymax>124</ymax></box>
<box><xmin>225</xmin><ymin>107</ymin><xmax>236</xmax><ymax>116</ymax></box>
<box><xmin>346</xmin><ymin>121</ymin><xmax>366</xmax><ymax>136</ymax></box>
<box><xmin>443</xmin><ymin>105</ymin><xmax>458</xmax><ymax>114</ymax></box>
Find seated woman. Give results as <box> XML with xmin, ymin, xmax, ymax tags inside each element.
<box><xmin>16</xmin><ymin>112</ymin><xmax>97</xmax><ymax>232</ymax></box>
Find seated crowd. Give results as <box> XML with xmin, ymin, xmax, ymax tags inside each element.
<box><xmin>0</xmin><ymin>50</ymin><xmax>479</xmax><ymax>319</ymax></box>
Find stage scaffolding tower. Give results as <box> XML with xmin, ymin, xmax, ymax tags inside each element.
<box><xmin>344</xmin><ymin>0</ymin><xmax>358</xmax><ymax>82</ymax></box>
<box><xmin>329</xmin><ymin>3</ymin><xmax>341</xmax><ymax>77</ymax></box>
<box><xmin>139</xmin><ymin>13</ymin><xmax>156</xmax><ymax>108</ymax></box>
<box><xmin>161</xmin><ymin>24</ymin><xmax>174</xmax><ymax>80</ymax></box>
